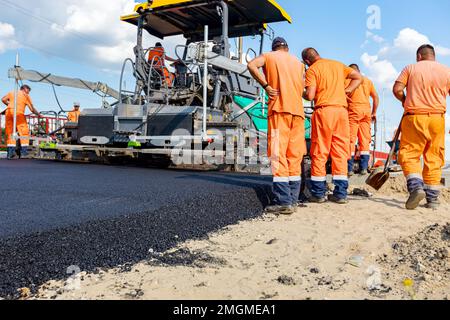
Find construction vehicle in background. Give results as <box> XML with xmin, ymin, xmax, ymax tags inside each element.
<box><xmin>8</xmin><ymin>0</ymin><xmax>314</xmax><ymax>171</ymax></box>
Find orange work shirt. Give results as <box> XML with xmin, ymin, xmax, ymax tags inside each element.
<box><xmin>263</xmin><ymin>51</ymin><xmax>305</xmax><ymax>118</ymax></box>
<box><xmin>3</xmin><ymin>91</ymin><xmax>33</xmax><ymax>115</ymax></box>
<box><xmin>67</xmin><ymin>110</ymin><xmax>81</xmax><ymax>122</ymax></box>
<box><xmin>396</xmin><ymin>60</ymin><xmax>450</xmax><ymax>114</ymax></box>
<box><xmin>346</xmin><ymin>76</ymin><xmax>377</xmax><ymax>112</ymax></box>
<box><xmin>148</xmin><ymin>47</ymin><xmax>166</xmax><ymax>68</ymax></box>
<box><xmin>305</xmin><ymin>59</ymin><xmax>354</xmax><ymax>108</ymax></box>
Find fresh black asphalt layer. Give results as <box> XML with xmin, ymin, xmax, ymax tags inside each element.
<box><xmin>0</xmin><ymin>160</ymin><xmax>272</xmax><ymax>298</ymax></box>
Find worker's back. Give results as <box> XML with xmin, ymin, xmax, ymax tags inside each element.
<box><xmin>306</xmin><ymin>59</ymin><xmax>352</xmax><ymax>108</ymax></box>
<box><xmin>263</xmin><ymin>50</ymin><xmax>305</xmax><ymax>118</ymax></box>
<box><xmin>4</xmin><ymin>91</ymin><xmax>33</xmax><ymax>115</ymax></box>
<box><xmin>397</xmin><ymin>60</ymin><xmax>450</xmax><ymax>114</ymax></box>
<box><xmin>148</xmin><ymin>47</ymin><xmax>165</xmax><ymax>67</ymax></box>
<box><xmin>347</xmin><ymin>76</ymin><xmax>376</xmax><ymax>111</ymax></box>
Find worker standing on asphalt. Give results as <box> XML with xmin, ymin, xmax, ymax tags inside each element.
<box><xmin>393</xmin><ymin>44</ymin><xmax>450</xmax><ymax>210</ymax></box>
<box><xmin>346</xmin><ymin>64</ymin><xmax>379</xmax><ymax>176</ymax></box>
<box><xmin>67</xmin><ymin>102</ymin><xmax>81</xmax><ymax>123</ymax></box>
<box><xmin>148</xmin><ymin>42</ymin><xmax>177</xmax><ymax>87</ymax></box>
<box><xmin>302</xmin><ymin>48</ymin><xmax>362</xmax><ymax>204</ymax></box>
<box><xmin>248</xmin><ymin>37</ymin><xmax>306</xmax><ymax>215</ymax></box>
<box><xmin>2</xmin><ymin>85</ymin><xmax>40</xmax><ymax>160</ymax></box>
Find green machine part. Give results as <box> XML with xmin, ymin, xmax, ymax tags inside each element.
<box><xmin>233</xmin><ymin>95</ymin><xmax>311</xmax><ymax>139</ymax></box>
<box><xmin>39</xmin><ymin>141</ymin><xmax>57</xmax><ymax>150</ymax></box>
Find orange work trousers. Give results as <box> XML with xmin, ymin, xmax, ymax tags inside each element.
<box><xmin>268</xmin><ymin>112</ymin><xmax>306</xmax><ymax>180</ymax></box>
<box><xmin>156</xmin><ymin>67</ymin><xmax>174</xmax><ymax>87</ymax></box>
<box><xmin>398</xmin><ymin>114</ymin><xmax>445</xmax><ymax>187</ymax></box>
<box><xmin>349</xmin><ymin>108</ymin><xmax>372</xmax><ymax>157</ymax></box>
<box><xmin>5</xmin><ymin>111</ymin><xmax>30</xmax><ymax>147</ymax></box>
<box><xmin>311</xmin><ymin>106</ymin><xmax>350</xmax><ymax>179</ymax></box>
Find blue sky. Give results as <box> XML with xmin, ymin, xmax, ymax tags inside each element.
<box><xmin>0</xmin><ymin>0</ymin><xmax>449</xmax><ymax>157</ymax></box>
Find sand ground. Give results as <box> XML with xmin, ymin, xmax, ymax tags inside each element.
<box><xmin>32</xmin><ymin>177</ymin><xmax>449</xmax><ymax>300</ymax></box>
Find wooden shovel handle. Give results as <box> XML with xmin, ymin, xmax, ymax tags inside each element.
<box><xmin>384</xmin><ymin>116</ymin><xmax>404</xmax><ymax>172</ymax></box>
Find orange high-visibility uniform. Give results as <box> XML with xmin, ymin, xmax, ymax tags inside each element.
<box><xmin>399</xmin><ymin>114</ymin><xmax>445</xmax><ymax>186</ymax></box>
<box><xmin>2</xmin><ymin>91</ymin><xmax>33</xmax><ymax>147</ymax></box>
<box><xmin>263</xmin><ymin>50</ymin><xmax>306</xmax><ymax>180</ymax></box>
<box><xmin>67</xmin><ymin>110</ymin><xmax>81</xmax><ymax>123</ymax></box>
<box><xmin>310</xmin><ymin>106</ymin><xmax>350</xmax><ymax>178</ymax></box>
<box><xmin>305</xmin><ymin>59</ymin><xmax>354</xmax><ymax>180</ymax></box>
<box><xmin>396</xmin><ymin>60</ymin><xmax>450</xmax><ymax>187</ymax></box>
<box><xmin>346</xmin><ymin>76</ymin><xmax>377</xmax><ymax>157</ymax></box>
<box><xmin>268</xmin><ymin>113</ymin><xmax>306</xmax><ymax>179</ymax></box>
<box><xmin>148</xmin><ymin>47</ymin><xmax>174</xmax><ymax>87</ymax></box>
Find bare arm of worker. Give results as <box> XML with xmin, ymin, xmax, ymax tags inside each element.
<box><xmin>165</xmin><ymin>55</ymin><xmax>178</xmax><ymax>62</ymax></box>
<box><xmin>370</xmin><ymin>90</ymin><xmax>380</xmax><ymax>122</ymax></box>
<box><xmin>248</xmin><ymin>56</ymin><xmax>279</xmax><ymax>97</ymax></box>
<box><xmin>303</xmin><ymin>86</ymin><xmax>316</xmax><ymax>101</ymax></box>
<box><xmin>345</xmin><ymin>71</ymin><xmax>362</xmax><ymax>95</ymax></box>
<box><xmin>29</xmin><ymin>104</ymin><xmax>40</xmax><ymax>116</ymax></box>
<box><xmin>393</xmin><ymin>82</ymin><xmax>407</xmax><ymax>107</ymax></box>
<box><xmin>26</xmin><ymin>97</ymin><xmax>40</xmax><ymax>116</ymax></box>
<box><xmin>1</xmin><ymin>94</ymin><xmax>9</xmax><ymax>106</ymax></box>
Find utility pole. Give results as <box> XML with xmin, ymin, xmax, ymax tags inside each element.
<box><xmin>381</xmin><ymin>88</ymin><xmax>386</xmax><ymax>153</ymax></box>
<box><xmin>238</xmin><ymin>37</ymin><xmax>243</xmax><ymax>64</ymax></box>
<box><xmin>12</xmin><ymin>52</ymin><xmax>20</xmax><ymax>145</ymax></box>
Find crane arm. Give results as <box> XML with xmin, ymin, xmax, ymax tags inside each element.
<box><xmin>8</xmin><ymin>67</ymin><xmax>120</xmax><ymax>101</ymax></box>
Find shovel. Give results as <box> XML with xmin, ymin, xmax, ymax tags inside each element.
<box><xmin>365</xmin><ymin>116</ymin><xmax>404</xmax><ymax>190</ymax></box>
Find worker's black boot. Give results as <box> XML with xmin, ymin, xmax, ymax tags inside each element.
<box><xmin>7</xmin><ymin>147</ymin><xmax>16</xmax><ymax>160</ymax></box>
<box><xmin>406</xmin><ymin>189</ymin><xmax>426</xmax><ymax>210</ymax></box>
<box><xmin>20</xmin><ymin>146</ymin><xmax>29</xmax><ymax>159</ymax></box>
<box><xmin>264</xmin><ymin>205</ymin><xmax>295</xmax><ymax>215</ymax></box>
<box><xmin>425</xmin><ymin>199</ymin><xmax>441</xmax><ymax>210</ymax></box>
<box><xmin>425</xmin><ymin>188</ymin><xmax>441</xmax><ymax>210</ymax></box>
<box><xmin>308</xmin><ymin>196</ymin><xmax>327</xmax><ymax>203</ymax></box>
<box><xmin>359</xmin><ymin>154</ymin><xmax>370</xmax><ymax>176</ymax></box>
<box><xmin>327</xmin><ymin>194</ymin><xmax>349</xmax><ymax>204</ymax></box>
<box><xmin>348</xmin><ymin>158</ymin><xmax>355</xmax><ymax>177</ymax></box>
<box><xmin>405</xmin><ymin>177</ymin><xmax>426</xmax><ymax>210</ymax></box>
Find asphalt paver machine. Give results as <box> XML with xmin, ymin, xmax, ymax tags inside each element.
<box><xmin>10</xmin><ymin>0</ymin><xmax>311</xmax><ymax>170</ymax></box>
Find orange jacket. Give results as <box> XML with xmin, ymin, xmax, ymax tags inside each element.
<box><xmin>263</xmin><ymin>51</ymin><xmax>305</xmax><ymax>118</ymax></box>
<box><xmin>396</xmin><ymin>60</ymin><xmax>450</xmax><ymax>114</ymax></box>
<box><xmin>68</xmin><ymin>110</ymin><xmax>81</xmax><ymax>122</ymax></box>
<box><xmin>2</xmin><ymin>91</ymin><xmax>33</xmax><ymax>115</ymax></box>
<box><xmin>305</xmin><ymin>59</ymin><xmax>354</xmax><ymax>108</ymax></box>
<box><xmin>148</xmin><ymin>47</ymin><xmax>166</xmax><ymax>68</ymax></box>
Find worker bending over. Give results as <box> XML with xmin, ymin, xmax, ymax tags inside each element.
<box><xmin>347</xmin><ymin>64</ymin><xmax>379</xmax><ymax>176</ymax></box>
<box><xmin>248</xmin><ymin>37</ymin><xmax>306</xmax><ymax>215</ymax></box>
<box><xmin>148</xmin><ymin>42</ymin><xmax>177</xmax><ymax>87</ymax></box>
<box><xmin>67</xmin><ymin>102</ymin><xmax>81</xmax><ymax>123</ymax></box>
<box><xmin>2</xmin><ymin>85</ymin><xmax>40</xmax><ymax>160</ymax></box>
<box><xmin>302</xmin><ymin>48</ymin><xmax>362</xmax><ymax>204</ymax></box>
<box><xmin>393</xmin><ymin>44</ymin><xmax>450</xmax><ymax>210</ymax></box>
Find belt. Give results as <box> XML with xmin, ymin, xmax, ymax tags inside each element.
<box><xmin>314</xmin><ymin>105</ymin><xmax>346</xmax><ymax>110</ymax></box>
<box><xmin>405</xmin><ymin>112</ymin><xmax>444</xmax><ymax>116</ymax></box>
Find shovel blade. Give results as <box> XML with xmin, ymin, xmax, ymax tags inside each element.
<box><xmin>365</xmin><ymin>167</ymin><xmax>390</xmax><ymax>191</ymax></box>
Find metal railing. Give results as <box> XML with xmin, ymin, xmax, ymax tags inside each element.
<box><xmin>0</xmin><ymin>112</ymin><xmax>68</xmax><ymax>147</ymax></box>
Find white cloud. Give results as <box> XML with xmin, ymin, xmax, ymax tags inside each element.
<box><xmin>360</xmin><ymin>53</ymin><xmax>398</xmax><ymax>89</ymax></box>
<box><xmin>436</xmin><ymin>45</ymin><xmax>450</xmax><ymax>57</ymax></box>
<box><xmin>366</xmin><ymin>31</ymin><xmax>385</xmax><ymax>44</ymax></box>
<box><xmin>0</xmin><ymin>0</ymin><xmax>181</xmax><ymax>68</ymax></box>
<box><xmin>93</xmin><ymin>41</ymin><xmax>136</xmax><ymax>65</ymax></box>
<box><xmin>0</xmin><ymin>21</ymin><xmax>19</xmax><ymax>53</ymax></box>
<box><xmin>361</xmin><ymin>27</ymin><xmax>450</xmax><ymax>89</ymax></box>
<box><xmin>377</xmin><ymin>28</ymin><xmax>450</xmax><ymax>62</ymax></box>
